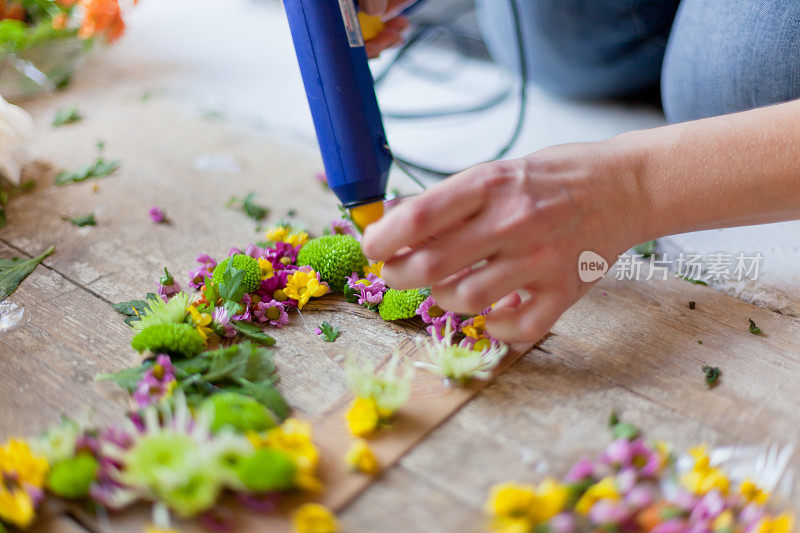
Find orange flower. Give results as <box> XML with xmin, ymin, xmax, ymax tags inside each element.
<box><xmin>58</xmin><ymin>0</ymin><xmax>79</xmax><ymax>6</ymax></box>
<box><xmin>52</xmin><ymin>13</ymin><xmax>69</xmax><ymax>29</ymax></box>
<box><xmin>79</xmin><ymin>0</ymin><xmax>125</xmax><ymax>43</ymax></box>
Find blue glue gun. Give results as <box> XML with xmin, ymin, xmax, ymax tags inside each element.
<box><xmin>283</xmin><ymin>0</ymin><xmax>392</xmax><ymax>209</ymax></box>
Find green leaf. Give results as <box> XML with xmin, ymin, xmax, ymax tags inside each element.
<box><xmin>633</xmin><ymin>240</ymin><xmax>656</xmax><ymax>258</ymax></box>
<box><xmin>233</xmin><ymin>379</ymin><xmax>290</xmax><ymax>421</ymax></box>
<box><xmin>748</xmin><ymin>318</ymin><xmax>763</xmax><ymax>335</ymax></box>
<box><xmin>55</xmin><ymin>157</ymin><xmax>120</xmax><ymax>186</ymax></box>
<box><xmin>111</xmin><ymin>296</ymin><xmax>154</xmax><ymax>326</ymax></box>
<box><xmin>0</xmin><ymin>208</ymin><xmax>5</xmax><ymax>230</ymax></box>
<box><xmin>62</xmin><ymin>213</ymin><xmax>97</xmax><ymax>227</ymax></box>
<box><xmin>678</xmin><ymin>275</ymin><xmax>708</xmax><ymax>286</ymax></box>
<box><xmin>200</xmin><ymin>342</ymin><xmax>277</xmax><ymax>384</ymax></box>
<box><xmin>611</xmin><ymin>422</ymin><xmax>640</xmax><ymax>441</ymax></box>
<box><xmin>318</xmin><ymin>321</ymin><xmax>340</xmax><ymax>342</ymax></box>
<box><xmin>217</xmin><ymin>260</ymin><xmax>247</xmax><ymax>304</ymax></box>
<box><xmin>242</xmin><ymin>192</ymin><xmax>269</xmax><ymax>221</ymax></box>
<box><xmin>0</xmin><ymin>245</ymin><xmax>54</xmax><ymax>301</ymax></box>
<box><xmin>233</xmin><ymin>321</ymin><xmax>276</xmax><ymax>346</ymax></box>
<box><xmin>94</xmin><ymin>362</ymin><xmax>153</xmax><ymax>392</ymax></box>
<box><xmin>607</xmin><ymin>411</ymin><xmax>619</xmax><ymax>427</ymax></box>
<box><xmin>701</xmin><ymin>364</ymin><xmax>721</xmax><ymax>388</ymax></box>
<box><xmin>52</xmin><ymin>105</ymin><xmax>82</xmax><ymax>127</ymax></box>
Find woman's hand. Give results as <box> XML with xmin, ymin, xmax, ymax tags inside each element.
<box><xmin>360</xmin><ymin>0</ymin><xmax>415</xmax><ymax>58</ymax></box>
<box><xmin>362</xmin><ymin>139</ymin><xmax>648</xmax><ymax>343</ymax></box>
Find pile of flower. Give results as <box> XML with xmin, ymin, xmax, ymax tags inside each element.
<box><xmin>485</xmin><ymin>418</ymin><xmax>795</xmax><ymax>533</ymax></box>
<box><xmin>0</xmin><ymin>0</ymin><xmax>133</xmax><ymax>53</ymax></box>
<box><xmin>0</xmin><ymin>217</ymin><xmax>509</xmax><ymax>532</ymax></box>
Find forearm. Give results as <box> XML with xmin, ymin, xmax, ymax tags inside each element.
<box><xmin>618</xmin><ymin>100</ymin><xmax>800</xmax><ymax>242</ymax></box>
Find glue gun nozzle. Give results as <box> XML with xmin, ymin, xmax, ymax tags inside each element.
<box><xmin>350</xmin><ymin>201</ymin><xmax>385</xmax><ymax>231</ymax></box>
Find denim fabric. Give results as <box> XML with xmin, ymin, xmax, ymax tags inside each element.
<box><xmin>475</xmin><ymin>0</ymin><xmax>800</xmax><ymax>123</ymax></box>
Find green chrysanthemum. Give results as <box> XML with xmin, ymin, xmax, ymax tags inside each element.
<box><xmin>131</xmin><ymin>323</ymin><xmax>204</xmax><ymax>358</ymax></box>
<box><xmin>201</xmin><ymin>392</ymin><xmax>276</xmax><ymax>434</ymax></box>
<box><xmin>296</xmin><ymin>234</ymin><xmax>367</xmax><ymax>291</ymax></box>
<box><xmin>132</xmin><ymin>292</ymin><xmax>191</xmax><ymax>331</ymax></box>
<box><xmin>212</xmin><ymin>254</ymin><xmax>261</xmax><ymax>294</ymax></box>
<box><xmin>235</xmin><ymin>448</ymin><xmax>296</xmax><ymax>493</ymax></box>
<box><xmin>47</xmin><ymin>452</ymin><xmax>99</xmax><ymax>499</ymax></box>
<box><xmin>378</xmin><ymin>289</ymin><xmax>428</xmax><ymax>321</ymax></box>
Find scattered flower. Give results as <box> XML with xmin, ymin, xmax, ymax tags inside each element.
<box><xmin>149</xmin><ymin>207</ymin><xmax>166</xmax><ymax>224</ymax></box>
<box><xmin>346</xmin><ymin>440</ymin><xmax>380</xmax><ymax>475</ymax></box>
<box><xmin>292</xmin><ymin>503</ymin><xmax>338</xmax><ymax>533</ymax></box>
<box><xmin>157</xmin><ymin>268</ymin><xmax>181</xmax><ymax>300</ymax></box>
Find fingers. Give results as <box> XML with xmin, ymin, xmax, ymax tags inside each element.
<box><xmin>364</xmin><ymin>17</ymin><xmax>409</xmax><ymax>58</ymax></box>
<box><xmin>381</xmin><ymin>213</ymin><xmax>504</xmax><ymax>289</ymax></box>
<box><xmin>360</xmin><ymin>0</ymin><xmax>388</xmax><ymax>15</ymax></box>
<box><xmin>362</xmin><ymin>164</ymin><xmax>488</xmax><ymax>261</ymax></box>
<box><xmin>432</xmin><ymin>252</ymin><xmax>550</xmax><ymax>314</ymax></box>
<box><xmin>485</xmin><ymin>289</ymin><xmax>566</xmax><ymax>343</ymax></box>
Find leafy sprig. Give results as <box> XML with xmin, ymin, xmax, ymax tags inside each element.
<box><xmin>318</xmin><ymin>321</ymin><xmax>340</xmax><ymax>342</ymax></box>
<box><xmin>0</xmin><ymin>245</ymin><xmax>54</xmax><ymax>301</ymax></box>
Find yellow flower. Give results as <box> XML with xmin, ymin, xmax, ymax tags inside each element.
<box><xmin>712</xmin><ymin>510</ymin><xmax>735</xmax><ymax>531</ymax></box>
<box><xmin>681</xmin><ymin>446</ymin><xmax>729</xmax><ymax>496</ymax></box>
<box><xmin>267</xmin><ymin>225</ymin><xmax>289</xmax><ymax>242</ymax></box>
<box><xmin>346</xmin><ymin>440</ymin><xmax>380</xmax><ymax>475</ymax></box>
<box><xmin>186</xmin><ymin>305</ymin><xmax>213</xmax><ymax>342</ymax></box>
<box><xmin>258</xmin><ymin>258</ymin><xmax>274</xmax><ymax>280</ymax></box>
<box><xmin>145</xmin><ymin>527</ymin><xmax>181</xmax><ymax>533</ymax></box>
<box><xmin>575</xmin><ymin>477</ymin><xmax>619</xmax><ymax>515</ymax></box>
<box><xmin>363</xmin><ymin>262</ymin><xmax>384</xmax><ymax>277</ymax></box>
<box><xmin>740</xmin><ymin>478</ymin><xmax>770</xmax><ymax>505</ymax></box>
<box><xmin>485</xmin><ymin>479</ymin><xmax>567</xmax><ymax>532</ymax></box>
<box><xmin>0</xmin><ymin>486</ymin><xmax>35</xmax><ymax>528</ymax></box>
<box><xmin>0</xmin><ymin>438</ymin><xmax>49</xmax><ymax>488</ymax></box>
<box><xmin>287</xmin><ymin>232</ymin><xmax>309</xmax><ymax>248</ymax></box>
<box><xmin>292</xmin><ymin>503</ymin><xmax>338</xmax><ymax>533</ymax></box>
<box><xmin>285</xmin><ymin>270</ymin><xmax>329</xmax><ymax>309</ymax></box>
<box><xmin>755</xmin><ymin>513</ymin><xmax>794</xmax><ymax>533</ymax></box>
<box><xmin>251</xmin><ymin>419</ymin><xmax>322</xmax><ymax>492</ymax></box>
<box><xmin>462</xmin><ymin>315</ymin><xmax>487</xmax><ymax>340</ymax></box>
<box><xmin>345</xmin><ymin>397</ymin><xmax>380</xmax><ymax>437</ymax></box>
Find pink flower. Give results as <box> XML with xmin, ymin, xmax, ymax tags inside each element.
<box><xmin>149</xmin><ymin>206</ymin><xmax>166</xmax><ymax>223</ymax></box>
<box><xmin>244</xmin><ymin>243</ymin><xmax>268</xmax><ymax>260</ymax></box>
<box><xmin>132</xmin><ymin>354</ymin><xmax>176</xmax><ymax>408</ymax></box>
<box><xmin>625</xmin><ymin>484</ymin><xmax>654</xmax><ymax>509</ymax></box>
<box><xmin>267</xmin><ymin>242</ymin><xmax>299</xmax><ymax>267</ymax></box>
<box><xmin>314</xmin><ymin>327</ymin><xmax>322</xmax><ymax>335</ymax></box>
<box><xmin>346</xmin><ymin>272</ymin><xmax>385</xmax><ymax>308</ymax></box>
<box><xmin>212</xmin><ymin>307</ymin><xmax>236</xmax><ymax>337</ymax></box>
<box><xmin>589</xmin><ymin>499</ymin><xmax>631</xmax><ymax>526</ymax></box>
<box><xmin>189</xmin><ymin>253</ymin><xmax>217</xmax><ymax>289</ymax></box>
<box><xmin>548</xmin><ymin>513</ymin><xmax>575</xmax><ymax>533</ymax></box>
<box><xmin>601</xmin><ymin>438</ymin><xmax>661</xmax><ymax>478</ymax></box>
<box><xmin>652</xmin><ymin>520</ymin><xmax>687</xmax><ymax>533</ymax></box>
<box><xmin>689</xmin><ymin>490</ymin><xmax>725</xmax><ymax>522</ymax></box>
<box><xmin>565</xmin><ymin>458</ymin><xmax>596</xmax><ymax>483</ymax></box>
<box><xmin>330</xmin><ymin>219</ymin><xmax>358</xmax><ymax>238</ymax></box>
<box><xmin>157</xmin><ymin>268</ymin><xmax>180</xmax><ymax>300</ymax></box>
<box><xmin>254</xmin><ymin>299</ymin><xmax>289</xmax><ymax>328</ymax></box>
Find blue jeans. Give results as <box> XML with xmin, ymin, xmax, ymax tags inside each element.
<box><xmin>475</xmin><ymin>0</ymin><xmax>800</xmax><ymax>123</ymax></box>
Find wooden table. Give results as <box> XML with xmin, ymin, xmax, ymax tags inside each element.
<box><xmin>3</xmin><ymin>60</ymin><xmax>799</xmax><ymax>532</ymax></box>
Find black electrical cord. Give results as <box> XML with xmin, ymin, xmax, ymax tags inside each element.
<box><xmin>383</xmin><ymin>0</ymin><xmax>529</xmax><ymax>180</ymax></box>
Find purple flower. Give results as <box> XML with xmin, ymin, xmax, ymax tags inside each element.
<box><xmin>417</xmin><ymin>296</ymin><xmax>444</xmax><ymax>324</ymax></box>
<box><xmin>254</xmin><ymin>299</ymin><xmax>289</xmax><ymax>328</ymax></box>
<box><xmin>314</xmin><ymin>327</ymin><xmax>322</xmax><ymax>335</ymax></box>
<box><xmin>132</xmin><ymin>354</ymin><xmax>176</xmax><ymax>409</ymax></box>
<box><xmin>548</xmin><ymin>513</ymin><xmax>576</xmax><ymax>533</ymax></box>
<box><xmin>231</xmin><ymin>293</ymin><xmax>253</xmax><ymax>322</ymax></box>
<box><xmin>267</xmin><ymin>242</ymin><xmax>299</xmax><ymax>267</ymax></box>
<box><xmin>625</xmin><ymin>484</ymin><xmax>655</xmax><ymax>509</ymax></box>
<box><xmin>589</xmin><ymin>499</ymin><xmax>630</xmax><ymax>526</ymax></box>
<box><xmin>149</xmin><ymin>206</ymin><xmax>166</xmax><ymax>223</ymax></box>
<box><xmin>228</xmin><ymin>247</ymin><xmax>243</xmax><ymax>257</ymax></box>
<box><xmin>565</xmin><ymin>458</ymin><xmax>596</xmax><ymax>483</ymax></box>
<box><xmin>602</xmin><ymin>438</ymin><xmax>661</xmax><ymax>478</ymax></box>
<box><xmin>237</xmin><ymin>491</ymin><xmax>281</xmax><ymax>514</ymax></box>
<box><xmin>244</xmin><ymin>243</ymin><xmax>268</xmax><ymax>260</ymax></box>
<box><xmin>740</xmin><ymin>503</ymin><xmax>765</xmax><ymax>529</ymax></box>
<box><xmin>157</xmin><ymin>268</ymin><xmax>181</xmax><ymax>300</ymax></box>
<box><xmin>346</xmin><ymin>272</ymin><xmax>386</xmax><ymax>307</ymax></box>
<box><xmin>189</xmin><ymin>253</ymin><xmax>218</xmax><ymax>289</ymax></box>
<box><xmin>652</xmin><ymin>520</ymin><xmax>687</xmax><ymax>533</ymax></box>
<box><xmin>330</xmin><ymin>219</ymin><xmax>358</xmax><ymax>238</ymax></box>
<box><xmin>689</xmin><ymin>490</ymin><xmax>725</xmax><ymax>522</ymax></box>
<box><xmin>212</xmin><ymin>307</ymin><xmax>236</xmax><ymax>337</ymax></box>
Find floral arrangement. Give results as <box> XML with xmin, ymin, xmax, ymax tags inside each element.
<box><xmin>0</xmin><ymin>213</ymin><xmax>507</xmax><ymax>532</ymax></box>
<box><xmin>0</xmin><ymin>0</ymin><xmax>131</xmax><ymax>50</ymax></box>
<box><xmin>485</xmin><ymin>418</ymin><xmax>795</xmax><ymax>533</ymax></box>
<box><xmin>0</xmin><ymin>0</ymin><xmax>135</xmax><ymax>97</ymax></box>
